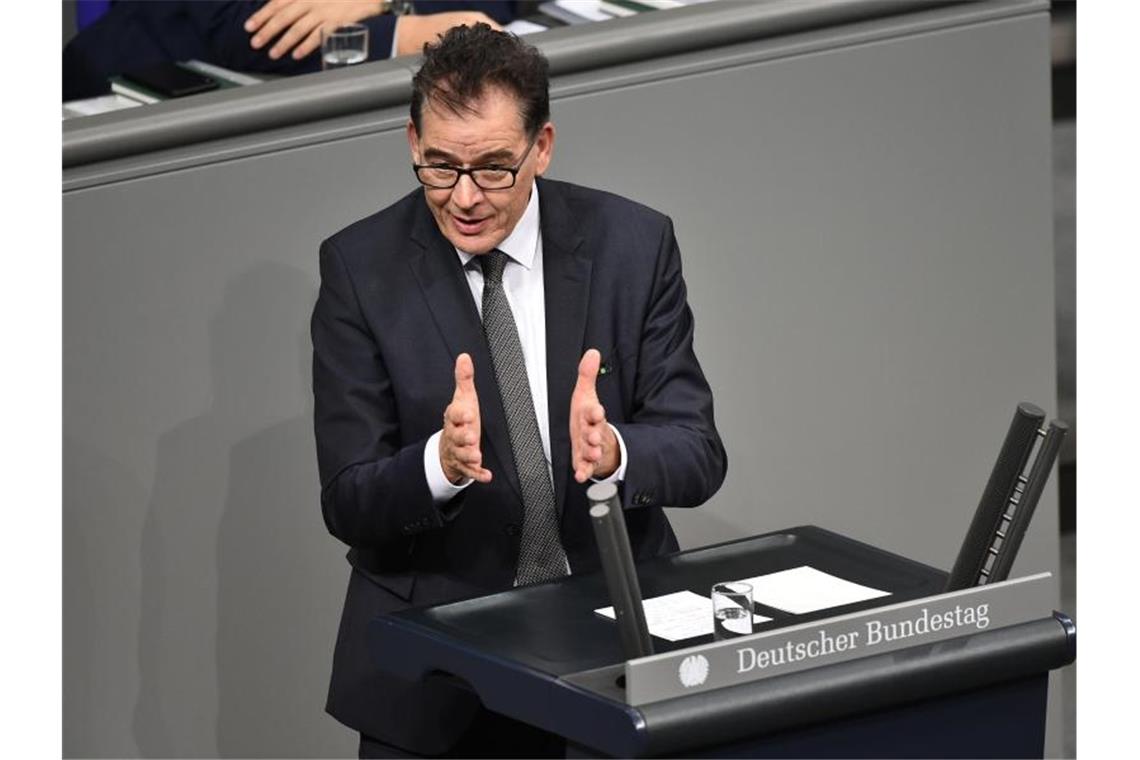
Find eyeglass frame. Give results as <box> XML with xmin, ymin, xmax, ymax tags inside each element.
<box><xmin>411</xmin><ymin>134</ymin><xmax>539</xmax><ymax>191</ymax></box>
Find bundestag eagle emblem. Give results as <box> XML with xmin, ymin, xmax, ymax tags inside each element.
<box><xmin>678</xmin><ymin>654</ymin><xmax>709</xmax><ymax>688</ymax></box>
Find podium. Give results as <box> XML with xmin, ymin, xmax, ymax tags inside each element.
<box><xmin>368</xmin><ymin>526</ymin><xmax>1074</xmax><ymax>758</ymax></box>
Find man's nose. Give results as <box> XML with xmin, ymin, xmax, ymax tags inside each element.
<box><xmin>451</xmin><ymin>173</ymin><xmax>484</xmax><ymax>209</ymax></box>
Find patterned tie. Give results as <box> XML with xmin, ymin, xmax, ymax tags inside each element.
<box><xmin>479</xmin><ymin>250</ymin><xmax>569</xmax><ymax>584</ymax></box>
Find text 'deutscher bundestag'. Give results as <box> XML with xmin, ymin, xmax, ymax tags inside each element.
<box><xmin>624</xmin><ymin>573</ymin><xmax>1052</xmax><ymax>705</ymax></box>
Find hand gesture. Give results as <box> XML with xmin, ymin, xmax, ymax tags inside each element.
<box><xmin>440</xmin><ymin>353</ymin><xmax>492</xmax><ymax>485</ymax></box>
<box><xmin>245</xmin><ymin>0</ymin><xmax>384</xmax><ymax>61</ymax></box>
<box><xmin>570</xmin><ymin>349</ymin><xmax>620</xmax><ymax>483</ymax></box>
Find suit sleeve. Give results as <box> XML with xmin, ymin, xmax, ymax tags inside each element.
<box><xmin>311</xmin><ymin>238</ymin><xmax>450</xmax><ymax>549</ymax></box>
<box><xmin>612</xmin><ymin>217</ymin><xmax>728</xmax><ymax>511</ymax></box>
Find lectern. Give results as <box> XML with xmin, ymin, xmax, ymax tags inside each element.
<box><xmin>368</xmin><ymin>526</ymin><xmax>1074</xmax><ymax>758</ymax></box>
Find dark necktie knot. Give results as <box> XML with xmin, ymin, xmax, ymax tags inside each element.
<box><xmin>481</xmin><ymin>249</ymin><xmax>508</xmax><ymax>286</ymax></box>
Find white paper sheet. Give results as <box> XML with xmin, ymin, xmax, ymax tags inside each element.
<box><xmin>505</xmin><ymin>19</ymin><xmax>549</xmax><ymax>35</ymax></box>
<box><xmin>62</xmin><ymin>94</ymin><xmax>144</xmax><ymax>119</ymax></box>
<box><xmin>736</xmin><ymin>566</ymin><xmax>890</xmax><ymax>614</ymax></box>
<box><xmin>554</xmin><ymin>0</ymin><xmax>613</xmax><ymax>22</ymax></box>
<box><xmin>595</xmin><ymin>590</ymin><xmax>771</xmax><ymax>642</ymax></box>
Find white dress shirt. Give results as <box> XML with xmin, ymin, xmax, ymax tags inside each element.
<box><xmin>423</xmin><ymin>182</ymin><xmax>628</xmax><ymax>502</ymax></box>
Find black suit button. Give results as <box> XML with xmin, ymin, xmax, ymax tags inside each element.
<box><xmin>504</xmin><ymin>523</ymin><xmax>520</xmax><ymax>537</ymax></box>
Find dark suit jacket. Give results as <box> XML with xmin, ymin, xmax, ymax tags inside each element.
<box><xmin>310</xmin><ymin>177</ymin><xmax>726</xmax><ymax>752</ymax></box>
<box><xmin>63</xmin><ymin>1</ymin><xmax>518</xmax><ymax>101</ymax></box>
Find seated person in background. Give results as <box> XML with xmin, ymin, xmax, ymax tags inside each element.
<box><xmin>63</xmin><ymin>0</ymin><xmax>517</xmax><ymax>101</ymax></box>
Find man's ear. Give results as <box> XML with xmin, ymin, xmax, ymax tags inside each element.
<box><xmin>406</xmin><ymin>120</ymin><xmax>420</xmax><ymax>162</ymax></box>
<box><xmin>534</xmin><ymin>122</ymin><xmax>555</xmax><ymax>176</ymax></box>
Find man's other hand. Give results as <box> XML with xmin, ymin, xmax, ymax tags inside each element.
<box><xmin>570</xmin><ymin>349</ymin><xmax>620</xmax><ymax>483</ymax></box>
<box><xmin>395</xmin><ymin>12</ymin><xmax>502</xmax><ymax>57</ymax></box>
<box><xmin>245</xmin><ymin>0</ymin><xmax>384</xmax><ymax>61</ymax></box>
<box><xmin>440</xmin><ymin>353</ymin><xmax>492</xmax><ymax>485</ymax></box>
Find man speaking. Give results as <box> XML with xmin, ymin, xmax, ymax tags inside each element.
<box><xmin>311</xmin><ymin>23</ymin><xmax>726</xmax><ymax>757</ymax></box>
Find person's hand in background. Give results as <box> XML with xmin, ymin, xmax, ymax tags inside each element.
<box><xmin>394</xmin><ymin>12</ymin><xmax>501</xmax><ymax>56</ymax></box>
<box><xmin>245</xmin><ymin>2</ymin><xmax>502</xmax><ymax>62</ymax></box>
<box><xmin>245</xmin><ymin>0</ymin><xmax>383</xmax><ymax>61</ymax></box>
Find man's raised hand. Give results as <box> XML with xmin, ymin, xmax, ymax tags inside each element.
<box><xmin>440</xmin><ymin>353</ymin><xmax>492</xmax><ymax>485</ymax></box>
<box><xmin>570</xmin><ymin>349</ymin><xmax>620</xmax><ymax>483</ymax></box>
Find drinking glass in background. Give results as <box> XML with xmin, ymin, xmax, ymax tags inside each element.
<box><xmin>711</xmin><ymin>582</ymin><xmax>754</xmax><ymax>640</ymax></box>
<box><xmin>321</xmin><ymin>24</ymin><xmax>369</xmax><ymax>70</ymax></box>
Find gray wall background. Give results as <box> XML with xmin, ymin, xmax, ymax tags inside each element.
<box><xmin>62</xmin><ymin>3</ymin><xmax>1063</xmax><ymax>757</ymax></box>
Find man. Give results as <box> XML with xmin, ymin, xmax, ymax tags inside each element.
<box><xmin>311</xmin><ymin>24</ymin><xmax>726</xmax><ymax>757</ymax></box>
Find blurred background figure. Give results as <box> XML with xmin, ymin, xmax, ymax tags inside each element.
<box><xmin>63</xmin><ymin>0</ymin><xmax>517</xmax><ymax>100</ymax></box>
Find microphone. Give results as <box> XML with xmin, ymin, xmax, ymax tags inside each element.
<box><xmin>588</xmin><ymin>482</ymin><xmax>653</xmax><ymax>660</ymax></box>
<box><xmin>945</xmin><ymin>403</ymin><xmax>1068</xmax><ymax>591</ymax></box>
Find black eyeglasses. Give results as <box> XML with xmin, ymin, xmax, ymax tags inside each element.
<box><xmin>413</xmin><ymin>136</ymin><xmax>537</xmax><ymax>190</ymax></box>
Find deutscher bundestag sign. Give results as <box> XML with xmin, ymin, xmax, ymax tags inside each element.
<box><xmin>624</xmin><ymin>572</ymin><xmax>1052</xmax><ymax>706</ymax></box>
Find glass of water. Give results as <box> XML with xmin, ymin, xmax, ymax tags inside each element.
<box><xmin>321</xmin><ymin>24</ymin><xmax>369</xmax><ymax>70</ymax></box>
<box><xmin>712</xmin><ymin>582</ymin><xmax>754</xmax><ymax>640</ymax></box>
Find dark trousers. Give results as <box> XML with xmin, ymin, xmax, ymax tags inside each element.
<box><xmin>359</xmin><ymin>707</ymin><xmax>566</xmax><ymax>758</ymax></box>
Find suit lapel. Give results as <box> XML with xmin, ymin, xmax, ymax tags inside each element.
<box><xmin>407</xmin><ymin>195</ymin><xmax>524</xmax><ymax>506</ymax></box>
<box><xmin>539</xmin><ymin>180</ymin><xmax>591</xmax><ymax>518</ymax></box>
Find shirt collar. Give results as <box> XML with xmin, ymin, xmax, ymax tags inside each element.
<box><xmin>456</xmin><ymin>182</ymin><xmax>540</xmax><ymax>270</ymax></box>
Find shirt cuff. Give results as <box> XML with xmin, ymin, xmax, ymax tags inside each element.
<box><xmin>591</xmin><ymin>423</ymin><xmax>628</xmax><ymax>484</ymax></box>
<box><xmin>424</xmin><ymin>429</ymin><xmax>472</xmax><ymax>503</ymax></box>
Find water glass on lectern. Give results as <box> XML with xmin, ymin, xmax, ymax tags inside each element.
<box><xmin>321</xmin><ymin>24</ymin><xmax>369</xmax><ymax>70</ymax></box>
<box><xmin>712</xmin><ymin>582</ymin><xmax>754</xmax><ymax>640</ymax></box>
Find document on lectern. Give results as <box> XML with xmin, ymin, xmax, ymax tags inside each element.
<box><xmin>736</xmin><ymin>566</ymin><xmax>891</xmax><ymax>614</ymax></box>
<box><xmin>596</xmin><ymin>590</ymin><xmax>772</xmax><ymax>642</ymax></box>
